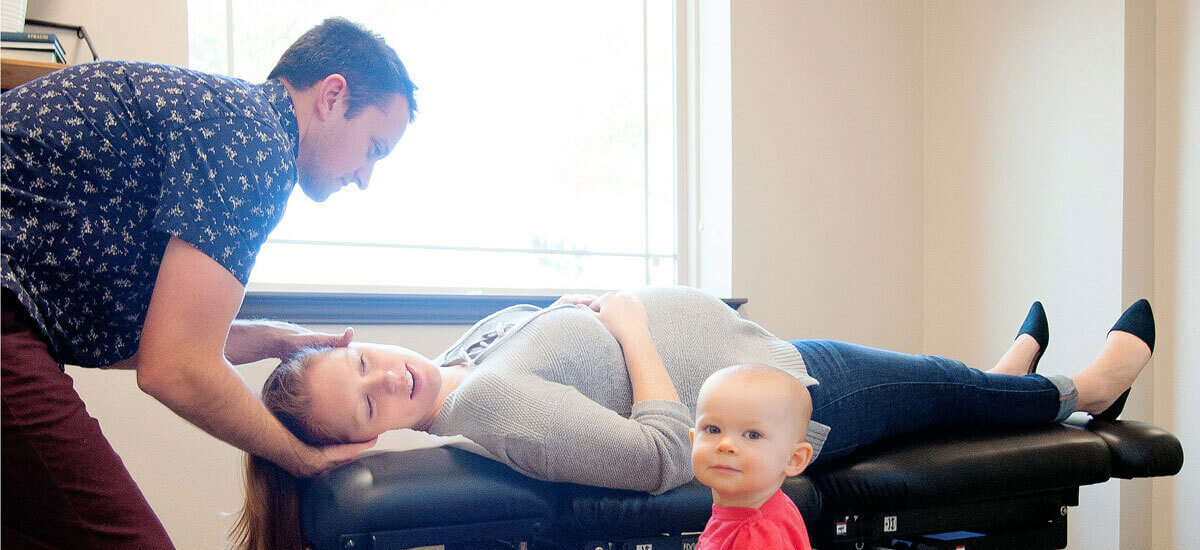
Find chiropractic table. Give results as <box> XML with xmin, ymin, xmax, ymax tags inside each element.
<box><xmin>300</xmin><ymin>416</ymin><xmax>1182</xmax><ymax>550</ymax></box>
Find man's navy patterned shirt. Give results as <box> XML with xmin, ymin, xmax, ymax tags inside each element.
<box><xmin>1</xmin><ymin>61</ymin><xmax>299</xmax><ymax>367</ymax></box>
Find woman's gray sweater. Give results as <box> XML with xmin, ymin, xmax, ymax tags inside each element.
<box><xmin>426</xmin><ymin>286</ymin><xmax>829</xmax><ymax>494</ymax></box>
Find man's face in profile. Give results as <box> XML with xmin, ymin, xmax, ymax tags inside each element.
<box><xmin>297</xmin><ymin>92</ymin><xmax>410</xmax><ymax>202</ymax></box>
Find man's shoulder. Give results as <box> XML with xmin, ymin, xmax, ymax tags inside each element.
<box><xmin>44</xmin><ymin>60</ymin><xmax>226</xmax><ymax>85</ymax></box>
<box><xmin>21</xmin><ymin>60</ymin><xmax>259</xmax><ymax>115</ymax></box>
<box><xmin>92</xmin><ymin>61</ymin><xmax>263</xmax><ymax>100</ymax></box>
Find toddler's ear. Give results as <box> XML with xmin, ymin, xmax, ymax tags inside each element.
<box><xmin>784</xmin><ymin>441</ymin><xmax>814</xmax><ymax>477</ymax></box>
<box><xmin>689</xmin><ymin>428</ymin><xmax>696</xmax><ymax>445</ymax></box>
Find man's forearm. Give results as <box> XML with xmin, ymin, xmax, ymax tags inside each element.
<box><xmin>225</xmin><ymin>319</ymin><xmax>289</xmax><ymax>364</ymax></box>
<box><xmin>225</xmin><ymin>319</ymin><xmax>353</xmax><ymax>365</ymax></box>
<box><xmin>138</xmin><ymin>354</ymin><xmax>314</xmax><ymax>475</ymax></box>
<box><xmin>137</xmin><ymin>237</ymin><xmax>333</xmax><ymax>476</ymax></box>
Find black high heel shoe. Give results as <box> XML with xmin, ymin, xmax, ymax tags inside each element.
<box><xmin>1017</xmin><ymin>301</ymin><xmax>1049</xmax><ymax>374</ymax></box>
<box><xmin>1093</xmin><ymin>299</ymin><xmax>1155</xmax><ymax>421</ymax></box>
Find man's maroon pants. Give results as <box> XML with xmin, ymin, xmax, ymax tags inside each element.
<box><xmin>2</xmin><ymin>293</ymin><xmax>175</xmax><ymax>549</ymax></box>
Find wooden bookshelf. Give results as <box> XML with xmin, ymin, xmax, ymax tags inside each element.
<box><xmin>1</xmin><ymin>58</ymin><xmax>68</xmax><ymax>90</ymax></box>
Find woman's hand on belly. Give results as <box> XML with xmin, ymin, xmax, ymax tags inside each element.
<box><xmin>549</xmin><ymin>293</ymin><xmax>599</xmax><ymax>309</ymax></box>
<box><xmin>587</xmin><ymin>291</ymin><xmax>651</xmax><ymax>343</ymax></box>
<box><xmin>586</xmin><ymin>292</ymin><xmax>680</xmax><ymax>404</ymax></box>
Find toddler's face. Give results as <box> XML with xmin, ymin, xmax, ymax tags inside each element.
<box><xmin>690</xmin><ymin>378</ymin><xmax>808</xmax><ymax>508</ymax></box>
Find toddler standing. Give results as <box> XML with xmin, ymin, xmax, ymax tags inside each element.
<box><xmin>690</xmin><ymin>364</ymin><xmax>814</xmax><ymax>549</ymax></box>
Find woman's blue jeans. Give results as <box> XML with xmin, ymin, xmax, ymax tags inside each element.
<box><xmin>791</xmin><ymin>340</ymin><xmax>1078</xmax><ymax>465</ymax></box>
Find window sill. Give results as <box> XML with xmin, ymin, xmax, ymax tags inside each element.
<box><xmin>238</xmin><ymin>290</ymin><xmax>746</xmax><ymax>325</ymax></box>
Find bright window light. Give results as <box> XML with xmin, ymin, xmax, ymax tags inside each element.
<box><xmin>187</xmin><ymin>0</ymin><xmax>678</xmax><ymax>293</ymax></box>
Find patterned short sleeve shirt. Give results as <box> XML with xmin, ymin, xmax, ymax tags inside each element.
<box><xmin>1</xmin><ymin>61</ymin><xmax>299</xmax><ymax>367</ymax></box>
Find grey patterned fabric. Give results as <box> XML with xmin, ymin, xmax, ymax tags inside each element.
<box><xmin>1</xmin><ymin>61</ymin><xmax>299</xmax><ymax>367</ymax></box>
<box><xmin>428</xmin><ymin>286</ymin><xmax>828</xmax><ymax>494</ymax></box>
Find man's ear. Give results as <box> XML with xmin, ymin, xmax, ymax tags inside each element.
<box><xmin>784</xmin><ymin>441</ymin><xmax>813</xmax><ymax>477</ymax></box>
<box><xmin>313</xmin><ymin>74</ymin><xmax>348</xmax><ymax>121</ymax></box>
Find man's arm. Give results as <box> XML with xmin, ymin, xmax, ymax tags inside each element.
<box><xmin>225</xmin><ymin>319</ymin><xmax>353</xmax><ymax>365</ymax></box>
<box><xmin>135</xmin><ymin>237</ymin><xmax>370</xmax><ymax>476</ymax></box>
<box><xmin>103</xmin><ymin>320</ymin><xmax>353</xmax><ymax>369</ymax></box>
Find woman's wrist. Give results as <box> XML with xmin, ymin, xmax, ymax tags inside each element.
<box><xmin>613</xmin><ymin>325</ymin><xmax>653</xmax><ymax>350</ymax></box>
<box><xmin>620</xmin><ymin>336</ymin><xmax>681</xmax><ymax>403</ymax></box>
<box><xmin>619</xmin><ymin>336</ymin><xmax>658</xmax><ymax>366</ymax></box>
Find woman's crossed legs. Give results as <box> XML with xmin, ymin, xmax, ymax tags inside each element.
<box><xmin>795</xmin><ymin>340</ymin><xmax>1074</xmax><ymax>465</ymax></box>
<box><xmin>795</xmin><ymin>319</ymin><xmax>1151</xmax><ymax>466</ymax></box>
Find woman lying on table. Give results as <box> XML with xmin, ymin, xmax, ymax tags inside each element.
<box><xmin>233</xmin><ymin>286</ymin><xmax>1155</xmax><ymax>550</ymax></box>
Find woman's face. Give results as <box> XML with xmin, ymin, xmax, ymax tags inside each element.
<box><xmin>304</xmin><ymin>343</ymin><xmax>443</xmax><ymax>442</ymax></box>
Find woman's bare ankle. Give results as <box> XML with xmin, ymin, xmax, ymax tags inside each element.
<box><xmin>987</xmin><ymin>334</ymin><xmax>1041</xmax><ymax>376</ymax></box>
<box><xmin>1074</xmin><ymin>332</ymin><xmax>1151</xmax><ymax>413</ymax></box>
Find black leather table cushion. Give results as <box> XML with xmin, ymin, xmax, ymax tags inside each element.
<box><xmin>299</xmin><ymin>420</ymin><xmax>1183</xmax><ymax>549</ymax></box>
<box><xmin>301</xmin><ymin>446</ymin><xmax>557</xmax><ymax>550</ymax></box>
<box><xmin>808</xmin><ymin>423</ymin><xmax>1112</xmax><ymax>514</ymax></box>
<box><xmin>1079</xmin><ymin>419</ymin><xmax>1185</xmax><ymax>478</ymax></box>
<box><xmin>550</xmin><ymin>475</ymin><xmax>820</xmax><ymax>540</ymax></box>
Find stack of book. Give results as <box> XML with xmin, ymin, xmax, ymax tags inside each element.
<box><xmin>2</xmin><ymin>31</ymin><xmax>66</xmax><ymax>64</ymax></box>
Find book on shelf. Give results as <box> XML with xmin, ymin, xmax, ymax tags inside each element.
<box><xmin>1</xmin><ymin>31</ymin><xmax>62</xmax><ymax>44</ymax></box>
<box><xmin>1</xmin><ymin>48</ymin><xmax>64</xmax><ymax>64</ymax></box>
<box><xmin>1</xmin><ymin>32</ymin><xmax>66</xmax><ymax>64</ymax></box>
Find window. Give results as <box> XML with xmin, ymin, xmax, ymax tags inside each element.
<box><xmin>188</xmin><ymin>1</ymin><xmax>679</xmax><ymax>294</ymax></box>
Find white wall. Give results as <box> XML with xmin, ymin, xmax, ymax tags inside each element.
<box><xmin>729</xmin><ymin>1</ymin><xmax>926</xmax><ymax>351</ymax></box>
<box><xmin>1120</xmin><ymin>1</ymin><xmax>1158</xmax><ymax>546</ymax></box>
<box><xmin>922</xmin><ymin>0</ymin><xmax>1127</xmax><ymax>372</ymax></box>
<box><xmin>922</xmin><ymin>2</ymin><xmax>1128</xmax><ymax>546</ymax></box>
<box><xmin>25</xmin><ymin>0</ymin><xmax>188</xmax><ymax>65</ymax></box>
<box><xmin>1153</xmin><ymin>0</ymin><xmax>1200</xmax><ymax>548</ymax></box>
<box><xmin>922</xmin><ymin>3</ymin><xmax>1198</xmax><ymax>549</ymax></box>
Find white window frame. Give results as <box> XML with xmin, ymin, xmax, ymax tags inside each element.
<box><xmin>186</xmin><ymin>0</ymin><xmax>733</xmax><ymax>323</ymax></box>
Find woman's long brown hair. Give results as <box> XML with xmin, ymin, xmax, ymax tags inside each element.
<box><xmin>231</xmin><ymin>348</ymin><xmax>334</xmax><ymax>550</ymax></box>
<box><xmin>232</xmin><ymin>455</ymin><xmax>304</xmax><ymax>550</ymax></box>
